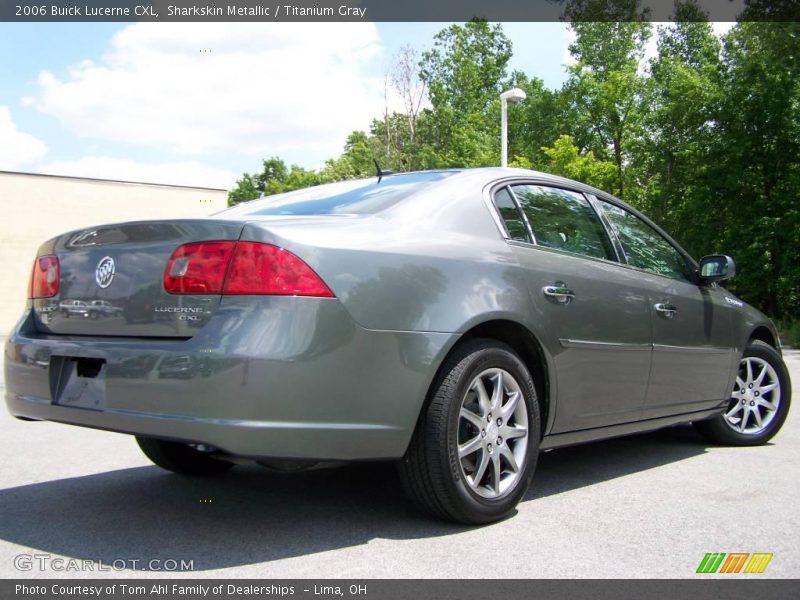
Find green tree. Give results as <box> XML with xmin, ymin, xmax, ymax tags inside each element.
<box><xmin>227</xmin><ymin>157</ymin><xmax>323</xmax><ymax>206</ymax></box>
<box><xmin>712</xmin><ymin>22</ymin><xmax>800</xmax><ymax>318</ymax></box>
<box><xmin>506</xmin><ymin>72</ymin><xmax>573</xmax><ymax>168</ymax></box>
<box><xmin>641</xmin><ymin>16</ymin><xmax>722</xmax><ymax>231</ymax></box>
<box><xmin>420</xmin><ymin>20</ymin><xmax>513</xmax><ymax>167</ymax></box>
<box><xmin>541</xmin><ymin>134</ymin><xmax>617</xmax><ymax>191</ymax></box>
<box><xmin>564</xmin><ymin>21</ymin><xmax>652</xmax><ymax>199</ymax></box>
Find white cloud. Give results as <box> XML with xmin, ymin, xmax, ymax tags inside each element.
<box><xmin>40</xmin><ymin>156</ymin><xmax>238</xmax><ymax>189</ymax></box>
<box><xmin>33</xmin><ymin>23</ymin><xmax>384</xmax><ymax>160</ymax></box>
<box><xmin>0</xmin><ymin>106</ymin><xmax>48</xmax><ymax>169</ymax></box>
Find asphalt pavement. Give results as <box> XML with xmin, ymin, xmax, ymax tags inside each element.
<box><xmin>0</xmin><ymin>346</ymin><xmax>797</xmax><ymax>579</ymax></box>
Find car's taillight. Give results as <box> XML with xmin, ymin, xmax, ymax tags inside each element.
<box><xmin>163</xmin><ymin>241</ymin><xmax>236</xmax><ymax>294</ymax></box>
<box><xmin>163</xmin><ymin>241</ymin><xmax>334</xmax><ymax>297</ymax></box>
<box><xmin>222</xmin><ymin>242</ymin><xmax>334</xmax><ymax>296</ymax></box>
<box><xmin>30</xmin><ymin>255</ymin><xmax>60</xmax><ymax>299</ymax></box>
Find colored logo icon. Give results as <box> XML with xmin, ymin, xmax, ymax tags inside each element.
<box><xmin>697</xmin><ymin>552</ymin><xmax>773</xmax><ymax>574</ymax></box>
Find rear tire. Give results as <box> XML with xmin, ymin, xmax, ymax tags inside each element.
<box><xmin>136</xmin><ymin>436</ymin><xmax>234</xmax><ymax>476</ymax></box>
<box><xmin>694</xmin><ymin>340</ymin><xmax>791</xmax><ymax>446</ymax></box>
<box><xmin>399</xmin><ymin>339</ymin><xmax>540</xmax><ymax>524</ymax></box>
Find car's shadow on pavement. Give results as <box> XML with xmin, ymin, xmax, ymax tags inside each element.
<box><xmin>0</xmin><ymin>425</ymin><xmax>716</xmax><ymax>572</ymax></box>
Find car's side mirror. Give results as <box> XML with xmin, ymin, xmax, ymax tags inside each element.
<box><xmin>698</xmin><ymin>254</ymin><xmax>736</xmax><ymax>283</ymax></box>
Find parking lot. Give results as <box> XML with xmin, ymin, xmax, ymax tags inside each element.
<box><xmin>0</xmin><ymin>346</ymin><xmax>797</xmax><ymax>579</ymax></box>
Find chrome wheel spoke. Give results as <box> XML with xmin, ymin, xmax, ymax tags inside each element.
<box><xmin>754</xmin><ymin>364</ymin><xmax>768</xmax><ymax>386</ymax></box>
<box><xmin>460</xmin><ymin>407</ymin><xmax>484</xmax><ymax>431</ymax></box>
<box><xmin>502</xmin><ymin>390</ymin><xmax>521</xmax><ymax>420</ymax></box>
<box><xmin>500</xmin><ymin>445</ymin><xmax>519</xmax><ymax>473</ymax></box>
<box><xmin>471</xmin><ymin>450</ymin><xmax>490</xmax><ymax>487</ymax></box>
<box><xmin>473</xmin><ymin>377</ymin><xmax>492</xmax><ymax>417</ymax></box>
<box><xmin>739</xmin><ymin>408</ymin><xmax>749</xmax><ymax>431</ymax></box>
<box><xmin>490</xmin><ymin>452</ymin><xmax>502</xmax><ymax>496</ymax></box>
<box><xmin>490</xmin><ymin>372</ymin><xmax>504</xmax><ymax>412</ymax></box>
<box><xmin>725</xmin><ymin>403</ymin><xmax>743</xmax><ymax>420</ymax></box>
<box><xmin>752</xmin><ymin>407</ymin><xmax>763</xmax><ymax>428</ymax></box>
<box><xmin>504</xmin><ymin>425</ymin><xmax>527</xmax><ymax>440</ymax></box>
<box><xmin>757</xmin><ymin>397</ymin><xmax>778</xmax><ymax>412</ymax></box>
<box><xmin>759</xmin><ymin>382</ymin><xmax>778</xmax><ymax>395</ymax></box>
<box><xmin>459</xmin><ymin>435</ymin><xmax>482</xmax><ymax>459</ymax></box>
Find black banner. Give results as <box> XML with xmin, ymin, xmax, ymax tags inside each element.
<box><xmin>5</xmin><ymin>580</ymin><xmax>800</xmax><ymax>600</ymax></box>
<box><xmin>1</xmin><ymin>0</ymin><xmax>799</xmax><ymax>22</ymax></box>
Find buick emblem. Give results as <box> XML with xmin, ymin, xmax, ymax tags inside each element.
<box><xmin>95</xmin><ymin>256</ymin><xmax>115</xmax><ymax>288</ymax></box>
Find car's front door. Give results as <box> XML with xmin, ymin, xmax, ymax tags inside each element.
<box><xmin>594</xmin><ymin>198</ymin><xmax>735</xmax><ymax>417</ymax></box>
<box><xmin>494</xmin><ymin>184</ymin><xmax>653</xmax><ymax>433</ymax></box>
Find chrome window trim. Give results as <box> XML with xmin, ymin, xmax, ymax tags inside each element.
<box><xmin>507</xmin><ymin>239</ymin><xmax>630</xmax><ymax>270</ymax></box>
<box><xmin>505</xmin><ymin>185</ymin><xmax>537</xmax><ymax>245</ymax></box>
<box><xmin>584</xmin><ymin>192</ymin><xmax>624</xmax><ymax>264</ymax></box>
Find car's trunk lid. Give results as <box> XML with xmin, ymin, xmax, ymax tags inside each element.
<box><xmin>33</xmin><ymin>219</ymin><xmax>245</xmax><ymax>338</ymax></box>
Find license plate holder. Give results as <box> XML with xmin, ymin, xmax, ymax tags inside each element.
<box><xmin>50</xmin><ymin>356</ymin><xmax>107</xmax><ymax>410</ymax></box>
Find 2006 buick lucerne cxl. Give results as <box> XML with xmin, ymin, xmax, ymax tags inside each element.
<box><xmin>5</xmin><ymin>168</ymin><xmax>792</xmax><ymax>524</ymax></box>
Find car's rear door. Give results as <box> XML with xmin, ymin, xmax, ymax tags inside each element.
<box><xmin>493</xmin><ymin>183</ymin><xmax>653</xmax><ymax>432</ymax></box>
<box><xmin>593</xmin><ymin>197</ymin><xmax>735</xmax><ymax>417</ymax></box>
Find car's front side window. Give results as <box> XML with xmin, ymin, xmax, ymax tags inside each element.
<box><xmin>510</xmin><ymin>185</ymin><xmax>615</xmax><ymax>261</ymax></box>
<box><xmin>597</xmin><ymin>199</ymin><xmax>692</xmax><ymax>282</ymax></box>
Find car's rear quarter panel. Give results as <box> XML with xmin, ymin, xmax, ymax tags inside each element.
<box><xmin>6</xmin><ymin>294</ymin><xmax>454</xmax><ymax>460</ymax></box>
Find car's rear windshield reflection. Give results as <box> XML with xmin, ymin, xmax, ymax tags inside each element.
<box><xmin>219</xmin><ymin>171</ymin><xmax>458</xmax><ymax>216</ymax></box>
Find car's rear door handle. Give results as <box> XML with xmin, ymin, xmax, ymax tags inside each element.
<box><xmin>654</xmin><ymin>302</ymin><xmax>678</xmax><ymax>319</ymax></box>
<box><xmin>543</xmin><ymin>283</ymin><xmax>575</xmax><ymax>305</ymax></box>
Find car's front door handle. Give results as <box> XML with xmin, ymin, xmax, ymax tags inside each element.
<box><xmin>654</xmin><ymin>302</ymin><xmax>678</xmax><ymax>319</ymax></box>
<box><xmin>543</xmin><ymin>283</ymin><xmax>575</xmax><ymax>305</ymax></box>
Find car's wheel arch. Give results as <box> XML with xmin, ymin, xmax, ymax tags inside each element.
<box><xmin>748</xmin><ymin>325</ymin><xmax>779</xmax><ymax>352</ymax></box>
<box><xmin>414</xmin><ymin>318</ymin><xmax>554</xmax><ymax>446</ymax></box>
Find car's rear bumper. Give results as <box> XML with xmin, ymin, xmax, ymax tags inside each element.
<box><xmin>4</xmin><ymin>297</ymin><xmax>456</xmax><ymax>460</ymax></box>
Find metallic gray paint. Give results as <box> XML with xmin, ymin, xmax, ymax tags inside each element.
<box><xmin>3</xmin><ymin>167</ymin><xmax>784</xmax><ymax>460</ymax></box>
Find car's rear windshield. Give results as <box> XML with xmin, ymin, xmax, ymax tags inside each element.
<box><xmin>219</xmin><ymin>171</ymin><xmax>459</xmax><ymax>217</ymax></box>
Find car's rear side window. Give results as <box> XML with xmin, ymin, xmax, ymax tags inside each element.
<box><xmin>510</xmin><ymin>185</ymin><xmax>615</xmax><ymax>261</ymax></box>
<box><xmin>493</xmin><ymin>187</ymin><xmax>530</xmax><ymax>242</ymax></box>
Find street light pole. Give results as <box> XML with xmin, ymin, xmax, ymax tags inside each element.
<box><xmin>500</xmin><ymin>88</ymin><xmax>527</xmax><ymax>168</ymax></box>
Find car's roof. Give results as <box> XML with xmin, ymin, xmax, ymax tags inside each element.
<box><xmin>383</xmin><ymin>167</ymin><xmax>639</xmax><ymax>215</ymax></box>
<box><xmin>220</xmin><ymin>166</ymin><xmax>630</xmax><ymax>223</ymax></box>
<box><xmin>388</xmin><ymin>167</ymin><xmax>613</xmax><ymax>197</ymax></box>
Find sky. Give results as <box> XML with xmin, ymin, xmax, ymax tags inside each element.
<box><xmin>0</xmin><ymin>21</ymin><xmax>731</xmax><ymax>190</ymax></box>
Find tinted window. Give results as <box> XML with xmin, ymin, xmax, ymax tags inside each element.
<box><xmin>493</xmin><ymin>187</ymin><xmax>529</xmax><ymax>242</ymax></box>
<box><xmin>220</xmin><ymin>171</ymin><xmax>458</xmax><ymax>216</ymax></box>
<box><xmin>598</xmin><ymin>200</ymin><xmax>691</xmax><ymax>281</ymax></box>
<box><xmin>510</xmin><ymin>185</ymin><xmax>614</xmax><ymax>260</ymax></box>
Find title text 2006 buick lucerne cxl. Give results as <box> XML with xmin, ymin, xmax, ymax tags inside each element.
<box><xmin>4</xmin><ymin>168</ymin><xmax>792</xmax><ymax>523</ymax></box>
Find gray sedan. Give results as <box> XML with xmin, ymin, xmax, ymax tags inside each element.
<box><xmin>4</xmin><ymin>168</ymin><xmax>792</xmax><ymax>524</ymax></box>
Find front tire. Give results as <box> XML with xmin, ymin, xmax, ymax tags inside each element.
<box><xmin>695</xmin><ymin>340</ymin><xmax>792</xmax><ymax>446</ymax></box>
<box><xmin>136</xmin><ymin>436</ymin><xmax>234</xmax><ymax>476</ymax></box>
<box><xmin>399</xmin><ymin>339</ymin><xmax>540</xmax><ymax>524</ymax></box>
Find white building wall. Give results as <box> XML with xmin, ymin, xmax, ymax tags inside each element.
<box><xmin>0</xmin><ymin>171</ymin><xmax>228</xmax><ymax>333</ymax></box>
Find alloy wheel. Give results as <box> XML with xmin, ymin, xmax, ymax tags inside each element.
<box><xmin>725</xmin><ymin>357</ymin><xmax>781</xmax><ymax>435</ymax></box>
<box><xmin>457</xmin><ymin>368</ymin><xmax>529</xmax><ymax>499</ymax></box>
